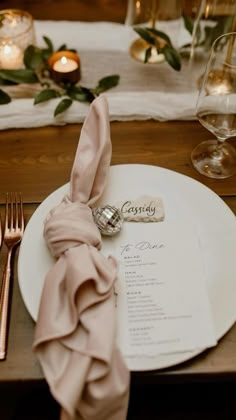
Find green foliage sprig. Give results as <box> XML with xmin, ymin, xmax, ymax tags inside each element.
<box><xmin>133</xmin><ymin>26</ymin><xmax>181</xmax><ymax>71</ymax></box>
<box><xmin>0</xmin><ymin>13</ymin><xmax>5</xmax><ymax>27</ymax></box>
<box><xmin>181</xmin><ymin>14</ymin><xmax>234</xmax><ymax>55</ymax></box>
<box><xmin>0</xmin><ymin>36</ymin><xmax>120</xmax><ymax>116</ymax></box>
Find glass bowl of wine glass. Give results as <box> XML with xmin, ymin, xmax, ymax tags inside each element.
<box><xmin>191</xmin><ymin>31</ymin><xmax>236</xmax><ymax>179</ymax></box>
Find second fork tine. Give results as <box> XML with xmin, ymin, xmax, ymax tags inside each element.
<box><xmin>19</xmin><ymin>193</ymin><xmax>24</xmax><ymax>232</ymax></box>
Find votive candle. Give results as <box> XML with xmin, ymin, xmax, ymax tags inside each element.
<box><xmin>48</xmin><ymin>50</ymin><xmax>81</xmax><ymax>84</ymax></box>
<box><xmin>0</xmin><ymin>42</ymin><xmax>23</xmax><ymax>69</ymax></box>
<box><xmin>0</xmin><ymin>9</ymin><xmax>35</xmax><ymax>69</ymax></box>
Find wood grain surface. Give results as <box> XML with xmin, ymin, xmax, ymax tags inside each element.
<box><xmin>0</xmin><ymin>120</ymin><xmax>236</xmax><ymax>205</ymax></box>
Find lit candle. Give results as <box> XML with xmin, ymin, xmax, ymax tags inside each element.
<box><xmin>130</xmin><ymin>38</ymin><xmax>165</xmax><ymax>64</ymax></box>
<box><xmin>53</xmin><ymin>56</ymin><xmax>78</xmax><ymax>73</ymax></box>
<box><xmin>142</xmin><ymin>46</ymin><xmax>165</xmax><ymax>64</ymax></box>
<box><xmin>48</xmin><ymin>50</ymin><xmax>81</xmax><ymax>84</ymax></box>
<box><xmin>205</xmin><ymin>69</ymin><xmax>233</xmax><ymax>95</ymax></box>
<box><xmin>0</xmin><ymin>42</ymin><xmax>23</xmax><ymax>69</ymax></box>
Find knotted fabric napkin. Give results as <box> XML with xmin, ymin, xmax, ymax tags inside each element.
<box><xmin>33</xmin><ymin>96</ymin><xmax>130</xmax><ymax>420</ymax></box>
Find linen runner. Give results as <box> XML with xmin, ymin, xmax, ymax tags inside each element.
<box><xmin>0</xmin><ymin>20</ymin><xmax>201</xmax><ymax>130</ymax></box>
<box><xmin>33</xmin><ymin>96</ymin><xmax>130</xmax><ymax>420</ymax></box>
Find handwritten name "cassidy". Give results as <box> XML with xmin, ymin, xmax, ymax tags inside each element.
<box><xmin>121</xmin><ymin>201</ymin><xmax>156</xmax><ymax>217</ymax></box>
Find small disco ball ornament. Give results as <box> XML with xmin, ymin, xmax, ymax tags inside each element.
<box><xmin>92</xmin><ymin>205</ymin><xmax>124</xmax><ymax>236</ymax></box>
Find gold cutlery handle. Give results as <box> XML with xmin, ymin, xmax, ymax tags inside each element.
<box><xmin>0</xmin><ymin>249</ymin><xmax>13</xmax><ymax>360</ymax></box>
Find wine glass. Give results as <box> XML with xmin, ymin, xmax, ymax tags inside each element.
<box><xmin>189</xmin><ymin>0</ymin><xmax>236</xmax><ymax>59</ymax></box>
<box><xmin>187</xmin><ymin>0</ymin><xmax>236</xmax><ymax>88</ymax></box>
<box><xmin>191</xmin><ymin>32</ymin><xmax>236</xmax><ymax>178</ymax></box>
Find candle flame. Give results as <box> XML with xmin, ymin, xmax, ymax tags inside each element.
<box><xmin>60</xmin><ymin>56</ymin><xmax>68</xmax><ymax>65</ymax></box>
<box><xmin>3</xmin><ymin>44</ymin><xmax>12</xmax><ymax>55</ymax></box>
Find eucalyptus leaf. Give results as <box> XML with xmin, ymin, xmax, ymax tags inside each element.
<box><xmin>34</xmin><ymin>89</ymin><xmax>60</xmax><ymax>105</ymax></box>
<box><xmin>193</xmin><ymin>16</ymin><xmax>233</xmax><ymax>51</ymax></box>
<box><xmin>67</xmin><ymin>86</ymin><xmax>95</xmax><ymax>103</ymax></box>
<box><xmin>24</xmin><ymin>45</ymin><xmax>44</xmax><ymax>70</ymax></box>
<box><xmin>183</xmin><ymin>13</ymin><xmax>202</xmax><ymax>45</ymax></box>
<box><xmin>161</xmin><ymin>45</ymin><xmax>181</xmax><ymax>71</ymax></box>
<box><xmin>0</xmin><ymin>69</ymin><xmax>39</xmax><ymax>84</ymax></box>
<box><xmin>41</xmin><ymin>49</ymin><xmax>53</xmax><ymax>61</ymax></box>
<box><xmin>43</xmin><ymin>36</ymin><xmax>54</xmax><ymax>53</ymax></box>
<box><xmin>0</xmin><ymin>89</ymin><xmax>11</xmax><ymax>104</ymax></box>
<box><xmin>133</xmin><ymin>27</ymin><xmax>155</xmax><ymax>46</ymax></box>
<box><xmin>94</xmin><ymin>75</ymin><xmax>120</xmax><ymax>95</ymax></box>
<box><xmin>41</xmin><ymin>36</ymin><xmax>54</xmax><ymax>61</ymax></box>
<box><xmin>144</xmin><ymin>47</ymin><xmax>152</xmax><ymax>63</ymax></box>
<box><xmin>54</xmin><ymin>98</ymin><xmax>73</xmax><ymax>116</ymax></box>
<box><xmin>57</xmin><ymin>44</ymin><xmax>67</xmax><ymax>51</ymax></box>
<box><xmin>183</xmin><ymin>15</ymin><xmax>194</xmax><ymax>35</ymax></box>
<box><xmin>0</xmin><ymin>76</ymin><xmax>17</xmax><ymax>86</ymax></box>
<box><xmin>0</xmin><ymin>14</ymin><xmax>5</xmax><ymax>26</ymax></box>
<box><xmin>179</xmin><ymin>43</ymin><xmax>191</xmax><ymax>49</ymax></box>
<box><xmin>146</xmin><ymin>28</ymin><xmax>172</xmax><ymax>46</ymax></box>
<box><xmin>203</xmin><ymin>18</ymin><xmax>230</xmax><ymax>51</ymax></box>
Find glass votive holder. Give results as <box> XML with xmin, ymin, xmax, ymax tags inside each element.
<box><xmin>0</xmin><ymin>9</ymin><xmax>35</xmax><ymax>70</ymax></box>
<box><xmin>48</xmin><ymin>51</ymin><xmax>81</xmax><ymax>85</ymax></box>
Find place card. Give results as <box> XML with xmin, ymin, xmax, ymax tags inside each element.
<box><xmin>109</xmin><ymin>222</ymin><xmax>217</xmax><ymax>357</ymax></box>
<box><xmin>115</xmin><ymin>195</ymin><xmax>164</xmax><ymax>222</ymax></box>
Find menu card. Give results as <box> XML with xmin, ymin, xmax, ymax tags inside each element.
<box><xmin>105</xmin><ymin>222</ymin><xmax>217</xmax><ymax>357</ymax></box>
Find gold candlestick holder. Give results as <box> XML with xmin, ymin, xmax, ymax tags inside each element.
<box><xmin>129</xmin><ymin>0</ymin><xmax>166</xmax><ymax>64</ymax></box>
<box><xmin>128</xmin><ymin>0</ymin><xmax>182</xmax><ymax>64</ymax></box>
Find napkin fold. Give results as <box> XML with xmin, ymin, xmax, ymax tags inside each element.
<box><xmin>33</xmin><ymin>96</ymin><xmax>130</xmax><ymax>420</ymax></box>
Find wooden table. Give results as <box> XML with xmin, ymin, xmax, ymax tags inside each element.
<box><xmin>0</xmin><ymin>120</ymin><xmax>236</xmax><ymax>417</ymax></box>
<box><xmin>0</xmin><ymin>119</ymin><xmax>235</xmax><ymax>377</ymax></box>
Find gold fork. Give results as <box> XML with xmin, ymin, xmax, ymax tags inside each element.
<box><xmin>0</xmin><ymin>193</ymin><xmax>24</xmax><ymax>360</ymax></box>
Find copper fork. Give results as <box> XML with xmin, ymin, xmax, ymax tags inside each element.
<box><xmin>0</xmin><ymin>212</ymin><xmax>2</xmax><ymax>249</ymax></box>
<box><xmin>0</xmin><ymin>193</ymin><xmax>24</xmax><ymax>360</ymax></box>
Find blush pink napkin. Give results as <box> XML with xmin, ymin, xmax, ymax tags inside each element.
<box><xmin>33</xmin><ymin>96</ymin><xmax>130</xmax><ymax>420</ymax></box>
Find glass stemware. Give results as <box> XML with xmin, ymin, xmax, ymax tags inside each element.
<box><xmin>190</xmin><ymin>0</ymin><xmax>236</xmax><ymax>62</ymax></box>
<box><xmin>191</xmin><ymin>31</ymin><xmax>236</xmax><ymax>178</ymax></box>
<box><xmin>187</xmin><ymin>0</ymin><xmax>236</xmax><ymax>88</ymax></box>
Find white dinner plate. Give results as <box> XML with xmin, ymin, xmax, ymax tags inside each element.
<box><xmin>18</xmin><ymin>164</ymin><xmax>236</xmax><ymax>371</ymax></box>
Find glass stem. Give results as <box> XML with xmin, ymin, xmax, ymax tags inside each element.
<box><xmin>214</xmin><ymin>137</ymin><xmax>226</xmax><ymax>158</ymax></box>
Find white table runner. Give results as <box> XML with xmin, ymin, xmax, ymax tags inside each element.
<box><xmin>0</xmin><ymin>19</ymin><xmax>201</xmax><ymax>130</ymax></box>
